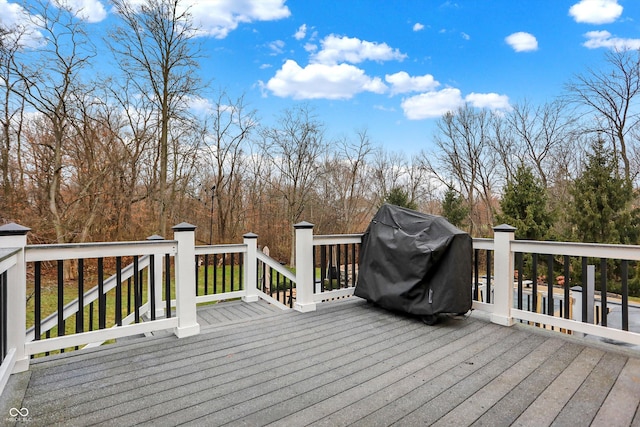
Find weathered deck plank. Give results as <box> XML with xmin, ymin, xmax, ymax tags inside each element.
<box><xmin>2</xmin><ymin>297</ymin><xmax>640</xmax><ymax>426</ymax></box>
<box><xmin>592</xmin><ymin>357</ymin><xmax>640</xmax><ymax>426</ymax></box>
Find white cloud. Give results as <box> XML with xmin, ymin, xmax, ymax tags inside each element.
<box><xmin>569</xmin><ymin>0</ymin><xmax>622</xmax><ymax>24</ymax></box>
<box><xmin>401</xmin><ymin>89</ymin><xmax>511</xmax><ymax>120</ymax></box>
<box><xmin>0</xmin><ymin>0</ymin><xmax>106</xmax><ymax>28</ymax></box>
<box><xmin>186</xmin><ymin>96</ymin><xmax>214</xmax><ymax>114</ymax></box>
<box><xmin>465</xmin><ymin>93</ymin><xmax>511</xmax><ymax>111</ymax></box>
<box><xmin>189</xmin><ymin>0</ymin><xmax>291</xmax><ymax>39</ymax></box>
<box><xmin>0</xmin><ymin>0</ymin><xmax>24</xmax><ymax>27</ymax></box>
<box><xmin>312</xmin><ymin>34</ymin><xmax>407</xmax><ymax>65</ymax></box>
<box><xmin>294</xmin><ymin>24</ymin><xmax>307</xmax><ymax>40</ymax></box>
<box><xmin>56</xmin><ymin>0</ymin><xmax>107</xmax><ymax>23</ymax></box>
<box><xmin>374</xmin><ymin>104</ymin><xmax>396</xmax><ymax>112</ymax></box>
<box><xmin>505</xmin><ymin>32</ymin><xmax>538</xmax><ymax>52</ymax></box>
<box><xmin>265</xmin><ymin>59</ymin><xmax>387</xmax><ymax>100</ymax></box>
<box><xmin>385</xmin><ymin>71</ymin><xmax>439</xmax><ymax>95</ymax></box>
<box><xmin>413</xmin><ymin>23</ymin><xmax>425</xmax><ymax>32</ymax></box>
<box><xmin>461</xmin><ymin>32</ymin><xmax>470</xmax><ymax>40</ymax></box>
<box><xmin>0</xmin><ymin>0</ymin><xmax>46</xmax><ymax>48</ymax></box>
<box><xmin>401</xmin><ymin>88</ymin><xmax>464</xmax><ymax>120</ymax></box>
<box><xmin>268</xmin><ymin>39</ymin><xmax>285</xmax><ymax>54</ymax></box>
<box><xmin>583</xmin><ymin>30</ymin><xmax>640</xmax><ymax>50</ymax></box>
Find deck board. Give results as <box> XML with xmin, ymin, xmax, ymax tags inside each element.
<box><xmin>2</xmin><ymin>297</ymin><xmax>640</xmax><ymax>426</ymax></box>
<box><xmin>593</xmin><ymin>357</ymin><xmax>640</xmax><ymax>426</ymax></box>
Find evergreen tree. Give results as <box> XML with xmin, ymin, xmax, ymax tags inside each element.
<box><xmin>441</xmin><ymin>186</ymin><xmax>469</xmax><ymax>228</ymax></box>
<box><xmin>497</xmin><ymin>164</ymin><xmax>554</xmax><ymax>240</ymax></box>
<box><xmin>568</xmin><ymin>138</ymin><xmax>638</xmax><ymax>244</ymax></box>
<box><xmin>384</xmin><ymin>187</ymin><xmax>418</xmax><ymax>210</ymax></box>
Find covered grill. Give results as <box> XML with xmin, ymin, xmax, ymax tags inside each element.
<box><xmin>354</xmin><ymin>204</ymin><xmax>472</xmax><ymax>321</ymax></box>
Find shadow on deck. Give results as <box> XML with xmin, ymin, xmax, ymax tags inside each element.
<box><xmin>2</xmin><ymin>298</ymin><xmax>640</xmax><ymax>426</ymax></box>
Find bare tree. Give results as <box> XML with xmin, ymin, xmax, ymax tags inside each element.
<box><xmin>260</xmin><ymin>105</ymin><xmax>328</xmax><ymax>264</ymax></box>
<box><xmin>100</xmin><ymin>78</ymin><xmax>158</xmax><ymax>239</ymax></box>
<box><xmin>0</xmin><ymin>24</ymin><xmax>27</xmax><ymax>215</ymax></box>
<box><xmin>109</xmin><ymin>0</ymin><xmax>202</xmax><ymax>236</ymax></box>
<box><xmin>318</xmin><ymin>129</ymin><xmax>376</xmax><ymax>232</ymax></box>
<box><xmin>15</xmin><ymin>0</ymin><xmax>95</xmax><ymax>246</ymax></box>
<box><xmin>425</xmin><ymin>105</ymin><xmax>500</xmax><ymax>235</ymax></box>
<box><xmin>204</xmin><ymin>92</ymin><xmax>257</xmax><ymax>242</ymax></box>
<box><xmin>505</xmin><ymin>99</ymin><xmax>577</xmax><ymax>187</ymax></box>
<box><xmin>370</xmin><ymin>149</ymin><xmax>408</xmax><ymax>207</ymax></box>
<box><xmin>566</xmin><ymin>49</ymin><xmax>640</xmax><ymax>182</ymax></box>
<box><xmin>406</xmin><ymin>154</ymin><xmax>437</xmax><ymax>212</ymax></box>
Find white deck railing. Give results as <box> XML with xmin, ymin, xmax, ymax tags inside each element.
<box><xmin>2</xmin><ymin>220</ymin><xmax>640</xmax><ymax>398</ymax></box>
<box><xmin>0</xmin><ymin>245</ymin><xmax>21</xmax><ymax>397</ymax></box>
<box><xmin>0</xmin><ymin>223</ymin><xmax>294</xmax><ymax>396</ymax></box>
<box><xmin>295</xmin><ymin>224</ymin><xmax>640</xmax><ymax>350</ymax></box>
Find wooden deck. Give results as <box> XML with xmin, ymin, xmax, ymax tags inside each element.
<box><xmin>2</xmin><ymin>298</ymin><xmax>640</xmax><ymax>426</ymax></box>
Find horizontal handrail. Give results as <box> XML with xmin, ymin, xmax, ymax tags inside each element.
<box><xmin>24</xmin><ymin>317</ymin><xmax>179</xmax><ymax>355</ymax></box>
<box><xmin>256</xmin><ymin>252</ymin><xmax>296</xmax><ymax>283</ymax></box>
<box><xmin>472</xmin><ymin>238</ymin><xmax>494</xmax><ymax>250</ymax></box>
<box><xmin>512</xmin><ymin>240</ymin><xmax>640</xmax><ymax>259</ymax></box>
<box><xmin>25</xmin><ymin>240</ymin><xmax>178</xmax><ymax>262</ymax></box>
<box><xmin>313</xmin><ymin>286</ymin><xmax>355</xmax><ymax>302</ymax></box>
<box><xmin>512</xmin><ymin>309</ymin><xmax>640</xmax><ymax>346</ymax></box>
<box><xmin>313</xmin><ymin>234</ymin><xmax>363</xmax><ymax>245</ymax></box>
<box><xmin>195</xmin><ymin>243</ymin><xmax>247</xmax><ymax>256</ymax></box>
<box><xmin>0</xmin><ymin>248</ymin><xmax>19</xmax><ymax>274</ymax></box>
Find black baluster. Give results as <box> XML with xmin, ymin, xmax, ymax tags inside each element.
<box><xmin>98</xmin><ymin>258</ymin><xmax>105</xmax><ymax>329</ymax></box>
<box><xmin>115</xmin><ymin>257</ymin><xmax>122</xmax><ymax>326</ymax></box>
<box><xmin>34</xmin><ymin>261</ymin><xmax>41</xmax><ymax>341</ymax></box>
<box><xmin>77</xmin><ymin>259</ymin><xmax>84</xmax><ymax>333</ymax></box>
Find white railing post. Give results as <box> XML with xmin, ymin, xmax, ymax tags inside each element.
<box><xmin>294</xmin><ymin>221</ymin><xmax>316</xmax><ymax>313</ymax></box>
<box><xmin>147</xmin><ymin>234</ymin><xmax>166</xmax><ymax>319</ymax></box>
<box><xmin>0</xmin><ymin>223</ymin><xmax>30</xmax><ymax>373</ymax></box>
<box><xmin>172</xmin><ymin>223</ymin><xmax>200</xmax><ymax>338</ymax></box>
<box><xmin>491</xmin><ymin>224</ymin><xmax>516</xmax><ymax>326</ymax></box>
<box><xmin>242</xmin><ymin>233</ymin><xmax>259</xmax><ymax>303</ymax></box>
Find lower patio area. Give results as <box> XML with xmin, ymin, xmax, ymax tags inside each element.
<box><xmin>2</xmin><ymin>297</ymin><xmax>640</xmax><ymax>426</ymax></box>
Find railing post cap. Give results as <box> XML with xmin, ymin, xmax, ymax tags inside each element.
<box><xmin>294</xmin><ymin>221</ymin><xmax>314</xmax><ymax>229</ymax></box>
<box><xmin>172</xmin><ymin>222</ymin><xmax>197</xmax><ymax>232</ymax></box>
<box><xmin>146</xmin><ymin>234</ymin><xmax>165</xmax><ymax>240</ymax></box>
<box><xmin>493</xmin><ymin>224</ymin><xmax>517</xmax><ymax>233</ymax></box>
<box><xmin>0</xmin><ymin>222</ymin><xmax>31</xmax><ymax>236</ymax></box>
<box><xmin>243</xmin><ymin>232</ymin><xmax>258</xmax><ymax>239</ymax></box>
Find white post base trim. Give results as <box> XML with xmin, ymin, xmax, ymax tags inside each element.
<box><xmin>12</xmin><ymin>356</ymin><xmax>29</xmax><ymax>373</ymax></box>
<box><xmin>294</xmin><ymin>301</ymin><xmax>317</xmax><ymax>313</ymax></box>
<box><xmin>491</xmin><ymin>313</ymin><xmax>515</xmax><ymax>327</ymax></box>
<box><xmin>174</xmin><ymin>324</ymin><xmax>200</xmax><ymax>338</ymax></box>
<box><xmin>242</xmin><ymin>295</ymin><xmax>259</xmax><ymax>303</ymax></box>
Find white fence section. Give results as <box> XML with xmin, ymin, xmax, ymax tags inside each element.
<box><xmin>0</xmin><ymin>245</ymin><xmax>22</xmax><ymax>397</ymax></box>
<box><xmin>297</xmin><ymin>223</ymin><xmax>640</xmax><ymax>349</ymax></box>
<box><xmin>508</xmin><ymin>237</ymin><xmax>640</xmax><ymax>346</ymax></box>
<box><xmin>2</xmin><ymin>219</ymin><xmax>640</xmax><ymax>399</ymax></box>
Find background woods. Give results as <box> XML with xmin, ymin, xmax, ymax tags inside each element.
<box><xmin>1</xmin><ymin>0</ymin><xmax>640</xmax><ymax>266</ymax></box>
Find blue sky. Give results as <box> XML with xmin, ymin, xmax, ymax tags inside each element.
<box><xmin>3</xmin><ymin>0</ymin><xmax>640</xmax><ymax>154</ymax></box>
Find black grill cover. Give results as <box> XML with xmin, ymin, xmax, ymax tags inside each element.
<box><xmin>354</xmin><ymin>204</ymin><xmax>472</xmax><ymax>316</ymax></box>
